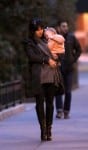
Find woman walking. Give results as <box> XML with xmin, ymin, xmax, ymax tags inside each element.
<box><xmin>23</xmin><ymin>18</ymin><xmax>58</xmax><ymax>141</ymax></box>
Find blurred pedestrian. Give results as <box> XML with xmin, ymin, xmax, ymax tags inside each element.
<box><xmin>55</xmin><ymin>19</ymin><xmax>82</xmax><ymax>119</ymax></box>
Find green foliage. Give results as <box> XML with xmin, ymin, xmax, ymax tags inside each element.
<box><xmin>56</xmin><ymin>0</ymin><xmax>77</xmax><ymax>30</ymax></box>
<box><xmin>0</xmin><ymin>36</ymin><xmax>16</xmax><ymax>83</ymax></box>
<box><xmin>0</xmin><ymin>0</ymin><xmax>77</xmax><ymax>83</ymax></box>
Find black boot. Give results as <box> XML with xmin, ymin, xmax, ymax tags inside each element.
<box><xmin>35</xmin><ymin>105</ymin><xmax>47</xmax><ymax>141</ymax></box>
<box><xmin>46</xmin><ymin>126</ymin><xmax>52</xmax><ymax>141</ymax></box>
<box><xmin>46</xmin><ymin>106</ymin><xmax>53</xmax><ymax>141</ymax></box>
<box><xmin>41</xmin><ymin>125</ymin><xmax>47</xmax><ymax>141</ymax></box>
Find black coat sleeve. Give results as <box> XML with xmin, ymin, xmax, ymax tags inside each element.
<box><xmin>73</xmin><ymin>35</ymin><xmax>82</xmax><ymax>62</ymax></box>
<box><xmin>24</xmin><ymin>41</ymin><xmax>49</xmax><ymax>64</ymax></box>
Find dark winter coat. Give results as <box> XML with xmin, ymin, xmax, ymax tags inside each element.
<box><xmin>61</xmin><ymin>32</ymin><xmax>82</xmax><ymax>72</ymax></box>
<box><xmin>22</xmin><ymin>38</ymin><xmax>57</xmax><ymax>97</ymax></box>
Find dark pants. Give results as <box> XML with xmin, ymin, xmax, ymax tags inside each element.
<box><xmin>55</xmin><ymin>71</ymin><xmax>73</xmax><ymax>113</ymax></box>
<box><xmin>35</xmin><ymin>83</ymin><xmax>55</xmax><ymax>128</ymax></box>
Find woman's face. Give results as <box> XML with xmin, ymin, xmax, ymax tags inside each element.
<box><xmin>35</xmin><ymin>27</ymin><xmax>44</xmax><ymax>38</ymax></box>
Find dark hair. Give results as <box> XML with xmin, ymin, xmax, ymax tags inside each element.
<box><xmin>28</xmin><ymin>18</ymin><xmax>44</xmax><ymax>37</ymax></box>
<box><xmin>57</xmin><ymin>19</ymin><xmax>69</xmax><ymax>26</ymax></box>
<box><xmin>29</xmin><ymin>18</ymin><xmax>43</xmax><ymax>31</ymax></box>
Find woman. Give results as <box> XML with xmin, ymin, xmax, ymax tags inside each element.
<box><xmin>23</xmin><ymin>18</ymin><xmax>58</xmax><ymax>141</ymax></box>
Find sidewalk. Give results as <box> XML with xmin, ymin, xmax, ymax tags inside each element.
<box><xmin>78</xmin><ymin>53</ymin><xmax>88</xmax><ymax>72</ymax></box>
<box><xmin>0</xmin><ymin>80</ymin><xmax>88</xmax><ymax>149</ymax></box>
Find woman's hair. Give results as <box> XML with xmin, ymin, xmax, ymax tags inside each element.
<box><xmin>28</xmin><ymin>18</ymin><xmax>44</xmax><ymax>37</ymax></box>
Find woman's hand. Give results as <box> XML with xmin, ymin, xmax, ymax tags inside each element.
<box><xmin>48</xmin><ymin>58</ymin><xmax>57</xmax><ymax>68</ymax></box>
<box><xmin>52</xmin><ymin>53</ymin><xmax>58</xmax><ymax>60</ymax></box>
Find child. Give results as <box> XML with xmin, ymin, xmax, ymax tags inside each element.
<box><xmin>44</xmin><ymin>27</ymin><xmax>65</xmax><ymax>57</ymax></box>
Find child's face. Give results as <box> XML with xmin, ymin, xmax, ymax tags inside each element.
<box><xmin>44</xmin><ymin>30</ymin><xmax>55</xmax><ymax>39</ymax></box>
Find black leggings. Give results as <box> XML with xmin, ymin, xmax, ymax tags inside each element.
<box><xmin>35</xmin><ymin>83</ymin><xmax>55</xmax><ymax>127</ymax></box>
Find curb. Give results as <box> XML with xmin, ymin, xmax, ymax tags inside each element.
<box><xmin>0</xmin><ymin>104</ymin><xmax>25</xmax><ymax>121</ymax></box>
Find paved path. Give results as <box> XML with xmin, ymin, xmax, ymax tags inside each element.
<box><xmin>0</xmin><ymin>72</ymin><xmax>88</xmax><ymax>150</ymax></box>
<box><xmin>78</xmin><ymin>53</ymin><xmax>88</xmax><ymax>71</ymax></box>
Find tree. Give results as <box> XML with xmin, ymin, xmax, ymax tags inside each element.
<box><xmin>55</xmin><ymin>0</ymin><xmax>77</xmax><ymax>30</ymax></box>
<box><xmin>0</xmin><ymin>36</ymin><xmax>16</xmax><ymax>82</ymax></box>
<box><xmin>0</xmin><ymin>0</ymin><xmax>77</xmax><ymax>83</ymax></box>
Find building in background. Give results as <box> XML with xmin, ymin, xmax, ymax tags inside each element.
<box><xmin>75</xmin><ymin>0</ymin><xmax>88</xmax><ymax>52</ymax></box>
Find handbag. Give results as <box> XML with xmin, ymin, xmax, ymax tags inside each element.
<box><xmin>54</xmin><ymin>68</ymin><xmax>65</xmax><ymax>95</ymax></box>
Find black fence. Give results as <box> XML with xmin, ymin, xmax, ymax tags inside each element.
<box><xmin>0</xmin><ymin>64</ymin><xmax>79</xmax><ymax>111</ymax></box>
<box><xmin>0</xmin><ymin>80</ymin><xmax>23</xmax><ymax>111</ymax></box>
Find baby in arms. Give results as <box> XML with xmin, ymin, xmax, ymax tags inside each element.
<box><xmin>44</xmin><ymin>27</ymin><xmax>65</xmax><ymax>59</ymax></box>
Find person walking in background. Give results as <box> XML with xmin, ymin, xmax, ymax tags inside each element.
<box><xmin>23</xmin><ymin>18</ymin><xmax>59</xmax><ymax>141</ymax></box>
<box><xmin>55</xmin><ymin>19</ymin><xmax>82</xmax><ymax>119</ymax></box>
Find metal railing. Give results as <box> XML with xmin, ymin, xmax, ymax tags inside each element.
<box><xmin>0</xmin><ymin>80</ymin><xmax>23</xmax><ymax>111</ymax></box>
